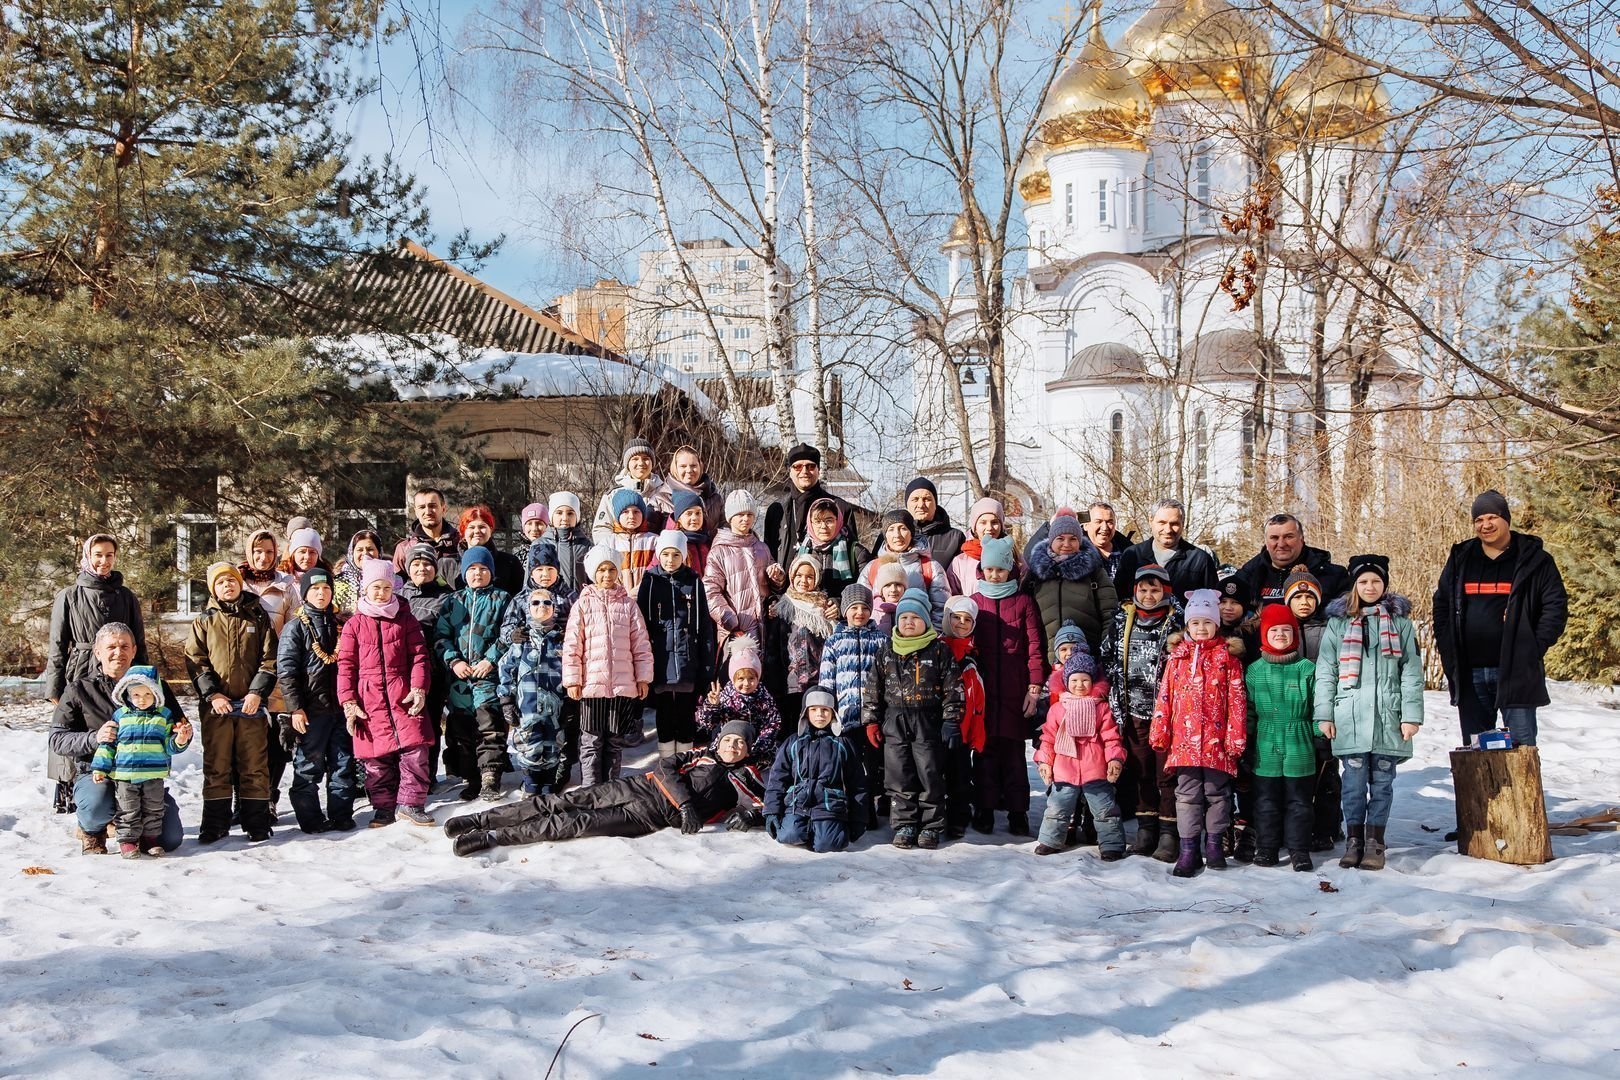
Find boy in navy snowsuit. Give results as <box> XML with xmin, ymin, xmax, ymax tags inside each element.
<box><xmin>764</xmin><ymin>685</ymin><xmax>868</xmax><ymax>852</ymax></box>
<box><xmin>498</xmin><ymin>586</ymin><xmax>569</xmax><ymax>794</ymax></box>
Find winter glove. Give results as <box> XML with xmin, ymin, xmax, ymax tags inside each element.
<box><xmin>509</xmin><ymin>624</ymin><xmax>529</xmax><ymax>645</ymax></box>
<box><xmin>942</xmin><ymin>722</ymin><xmax>963</xmax><ymax>750</ymax></box>
<box><xmin>720</xmin><ymin>610</ymin><xmax>740</xmax><ymax>632</ymax></box>
<box><xmin>679</xmin><ymin>804</ymin><xmax>704</xmax><ymax>835</ymax></box>
<box><xmin>728</xmin><ymin>809</ymin><xmax>763</xmax><ymax>833</ymax></box>
<box><xmin>865</xmin><ymin>723</ymin><xmax>882</xmax><ymax>749</ymax></box>
<box><xmin>276</xmin><ymin>717</ymin><xmax>299</xmax><ymax>753</ymax></box>
<box><xmin>764</xmin><ymin>813</ymin><xmax>782</xmax><ymax>839</ymax></box>
<box><xmin>1022</xmin><ymin>684</ymin><xmax>1042</xmax><ymax>719</ymax></box>
<box><xmin>500</xmin><ymin>696</ymin><xmax>522</xmax><ymax>731</ymax></box>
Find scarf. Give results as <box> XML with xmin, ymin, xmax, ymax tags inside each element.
<box><xmin>241</xmin><ymin>564</ymin><xmax>278</xmax><ymax>585</ymax></box>
<box><xmin>978</xmin><ymin>578</ymin><xmax>1018</xmax><ymax>599</ymax></box>
<box><xmin>1055</xmin><ymin>693</ymin><xmax>1098</xmax><ymax>757</ymax></box>
<box><xmin>891</xmin><ymin>626</ymin><xmax>939</xmax><ymax>657</ymax></box>
<box><xmin>798</xmin><ymin>534</ymin><xmax>856</xmax><ymax>582</ymax></box>
<box><xmin>780</xmin><ymin>590</ymin><xmax>835</xmax><ymax>639</ymax></box>
<box><xmin>1263</xmin><ymin>649</ymin><xmax>1300</xmax><ymax>665</ymax></box>
<box><xmin>959</xmin><ymin>537</ymin><xmax>982</xmax><ymax>561</ymax></box>
<box><xmin>356</xmin><ymin>591</ymin><xmax>399</xmax><ymax>619</ymax></box>
<box><xmin>80</xmin><ymin>534</ymin><xmax>117</xmax><ymax>578</ymax></box>
<box><xmin>1338</xmin><ymin>603</ymin><xmax>1401</xmax><ymax>690</ymax></box>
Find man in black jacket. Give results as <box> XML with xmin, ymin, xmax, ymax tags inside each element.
<box><xmin>763</xmin><ymin>443</ymin><xmax>858</xmax><ymax>566</ymax></box>
<box><xmin>444</xmin><ymin>719</ymin><xmax>766</xmax><ymax>855</ymax></box>
<box><xmin>905</xmin><ymin>477</ymin><xmax>964</xmax><ymax>568</ymax></box>
<box><xmin>1433</xmin><ymin>490</ymin><xmax>1568</xmax><ymax>748</ymax></box>
<box><xmin>1235</xmin><ymin>513</ymin><xmax>1350</xmax><ymax>607</ymax></box>
<box><xmin>49</xmin><ymin>623</ymin><xmax>185</xmax><ymax>854</ymax></box>
<box><xmin>1112</xmin><ymin>498</ymin><xmax>1218</xmax><ymax>601</ymax></box>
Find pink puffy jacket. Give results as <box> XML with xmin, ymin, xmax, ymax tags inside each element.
<box><xmin>562</xmin><ymin>584</ymin><xmax>654</xmax><ymax>698</ymax></box>
<box><xmin>336</xmin><ymin>609</ymin><xmax>433</xmax><ymax>758</ymax></box>
<box><xmin>1035</xmin><ymin>688</ymin><xmax>1125</xmax><ymax>787</ymax></box>
<box><xmin>704</xmin><ymin>529</ymin><xmax>775</xmax><ymax>647</ymax></box>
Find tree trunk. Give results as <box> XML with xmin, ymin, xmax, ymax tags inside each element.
<box><xmin>800</xmin><ymin>0</ymin><xmax>831</xmax><ymax>452</ymax></box>
<box><xmin>1449</xmin><ymin>747</ymin><xmax>1553</xmax><ymax>865</ymax></box>
<box><xmin>751</xmin><ymin>0</ymin><xmax>798</xmax><ymax>449</ymax></box>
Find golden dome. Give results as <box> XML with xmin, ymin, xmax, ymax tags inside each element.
<box><xmin>1016</xmin><ymin>145</ymin><xmax>1052</xmax><ymax>205</ymax></box>
<box><xmin>1036</xmin><ymin>3</ymin><xmax>1152</xmax><ymax>152</ymax></box>
<box><xmin>1277</xmin><ymin>6</ymin><xmax>1389</xmax><ymax>141</ymax></box>
<box><xmin>1120</xmin><ymin>0</ymin><xmax>1272</xmax><ymax>102</ymax></box>
<box><xmin>941</xmin><ymin>202</ymin><xmax>990</xmax><ymax>253</ymax></box>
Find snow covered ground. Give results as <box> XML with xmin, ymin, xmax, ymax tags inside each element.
<box><xmin>3</xmin><ymin>686</ymin><xmax>1619</xmax><ymax>1079</ymax></box>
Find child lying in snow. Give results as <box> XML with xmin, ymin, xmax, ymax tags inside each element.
<box><xmin>443</xmin><ymin>720</ymin><xmax>766</xmax><ymax>856</ymax></box>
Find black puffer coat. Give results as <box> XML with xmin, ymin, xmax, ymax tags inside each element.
<box><xmin>44</xmin><ymin>570</ymin><xmax>148</xmax><ymax>701</ymax></box>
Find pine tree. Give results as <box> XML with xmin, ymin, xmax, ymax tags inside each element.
<box><xmin>0</xmin><ymin>2</ymin><xmax>468</xmax><ymax>659</ymax></box>
<box><xmin>1519</xmin><ymin>187</ymin><xmax>1620</xmax><ymax>682</ymax></box>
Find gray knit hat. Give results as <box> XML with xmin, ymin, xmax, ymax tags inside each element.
<box><xmin>623</xmin><ymin>437</ymin><xmax>655</xmax><ymax>467</ymax></box>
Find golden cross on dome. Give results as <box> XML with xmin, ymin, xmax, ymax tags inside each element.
<box><xmin>1050</xmin><ymin>0</ymin><xmax>1084</xmax><ymax>35</ymax></box>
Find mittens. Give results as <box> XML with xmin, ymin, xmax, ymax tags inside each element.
<box><xmin>942</xmin><ymin>721</ymin><xmax>963</xmax><ymax>750</ymax></box>
<box><xmin>680</xmin><ymin>804</ymin><xmax>704</xmax><ymax>835</ymax></box>
<box><xmin>865</xmin><ymin>723</ymin><xmax>882</xmax><ymax>748</ymax></box>
<box><xmin>276</xmin><ymin>717</ymin><xmax>299</xmax><ymax>753</ymax></box>
<box><xmin>764</xmin><ymin>813</ymin><xmax>781</xmax><ymax>838</ymax></box>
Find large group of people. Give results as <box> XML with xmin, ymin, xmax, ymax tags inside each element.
<box><xmin>46</xmin><ymin>441</ymin><xmax>1568</xmax><ymax>876</ymax></box>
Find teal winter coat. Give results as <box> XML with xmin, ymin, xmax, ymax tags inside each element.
<box><xmin>434</xmin><ymin>584</ymin><xmax>512</xmax><ymax>710</ymax></box>
<box><xmin>1312</xmin><ymin>594</ymin><xmax>1425</xmax><ymax>761</ymax></box>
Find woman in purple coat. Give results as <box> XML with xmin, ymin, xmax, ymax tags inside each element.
<box><xmin>337</xmin><ymin>559</ymin><xmax>434</xmax><ymax>828</ymax></box>
<box><xmin>970</xmin><ymin>536</ymin><xmax>1047</xmax><ymax>836</ymax></box>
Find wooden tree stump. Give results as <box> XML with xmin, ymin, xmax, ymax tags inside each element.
<box><xmin>1449</xmin><ymin>746</ymin><xmax>1553</xmax><ymax>865</ymax></box>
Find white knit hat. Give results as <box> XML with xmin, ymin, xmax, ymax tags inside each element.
<box><xmin>583</xmin><ymin>545</ymin><xmax>617</xmax><ymax>580</ymax></box>
<box><xmin>549</xmin><ymin>491</ymin><xmax>582</xmax><ymax>516</ymax></box>
<box><xmin>725</xmin><ymin>489</ymin><xmax>756</xmax><ymax>521</ymax></box>
<box><xmin>657</xmin><ymin>529</ymin><xmax>688</xmax><ymax>557</ymax></box>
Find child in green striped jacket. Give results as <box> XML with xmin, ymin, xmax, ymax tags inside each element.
<box><xmin>92</xmin><ymin>665</ymin><xmax>193</xmax><ymax>858</ymax></box>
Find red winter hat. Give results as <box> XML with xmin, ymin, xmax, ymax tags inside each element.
<box><xmin>1259</xmin><ymin>604</ymin><xmax>1301</xmax><ymax>656</ymax></box>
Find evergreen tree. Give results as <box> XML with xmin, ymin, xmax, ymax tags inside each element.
<box><xmin>0</xmin><ymin>2</ymin><xmax>470</xmax><ymax>660</ymax></box>
<box><xmin>1520</xmin><ymin>187</ymin><xmax>1620</xmax><ymax>682</ymax></box>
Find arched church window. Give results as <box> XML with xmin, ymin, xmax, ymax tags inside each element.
<box><xmin>1108</xmin><ymin>411</ymin><xmax>1125</xmax><ymax>497</ymax></box>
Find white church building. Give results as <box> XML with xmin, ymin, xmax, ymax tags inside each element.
<box><xmin>913</xmin><ymin>0</ymin><xmax>1419</xmax><ymax>540</ymax></box>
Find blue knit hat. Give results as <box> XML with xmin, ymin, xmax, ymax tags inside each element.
<box><xmin>610</xmin><ymin>488</ymin><xmax>647</xmax><ymax>520</ymax></box>
<box><xmin>1062</xmin><ymin>651</ymin><xmax>1096</xmax><ymax>680</ymax></box>
<box><xmin>671</xmin><ymin>490</ymin><xmax>704</xmax><ymax>519</ymax></box>
<box><xmin>895</xmin><ymin>587</ymin><xmax>932</xmax><ymax>626</ymax></box>
<box><xmin>980</xmin><ymin>535</ymin><xmax>1016</xmax><ymax>572</ymax></box>
<box><xmin>1053</xmin><ymin>620</ymin><xmax>1087</xmax><ymax>652</ymax></box>
<box><xmin>460</xmin><ymin>545</ymin><xmax>494</xmax><ymax>576</ymax></box>
<box><xmin>527</xmin><ymin>539</ymin><xmax>559</xmax><ymax>570</ymax></box>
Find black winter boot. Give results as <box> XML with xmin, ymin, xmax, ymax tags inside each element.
<box><xmin>1203</xmin><ymin>831</ymin><xmax>1227</xmax><ymax>870</ymax></box>
<box><xmin>1007</xmin><ymin>812</ymin><xmax>1031</xmax><ymax>837</ymax></box>
<box><xmin>1340</xmin><ymin>824</ymin><xmax>1365</xmax><ymax>869</ymax></box>
<box><xmin>1130</xmin><ymin>816</ymin><xmax>1159</xmax><ymax>856</ymax></box>
<box><xmin>240</xmin><ymin>799</ymin><xmax>274</xmax><ymax>842</ymax></box>
<box><xmin>453</xmin><ymin>830</ymin><xmax>495</xmax><ymax>857</ymax></box>
<box><xmin>1361</xmin><ymin>825</ymin><xmax>1387</xmax><ymax>871</ymax></box>
<box><xmin>1290</xmin><ymin>850</ymin><xmax>1314</xmax><ymax>872</ymax></box>
<box><xmin>971</xmin><ymin>808</ymin><xmax>994</xmax><ymax>834</ymax></box>
<box><xmin>1152</xmin><ymin>820</ymin><xmax>1179</xmax><ymax>863</ymax></box>
<box><xmin>444</xmin><ymin>814</ymin><xmax>482</xmax><ymax>839</ymax></box>
<box><xmin>1233</xmin><ymin>823</ymin><xmax>1256</xmax><ymax>864</ymax></box>
<box><xmin>198</xmin><ymin>799</ymin><xmax>233</xmax><ymax>844</ymax></box>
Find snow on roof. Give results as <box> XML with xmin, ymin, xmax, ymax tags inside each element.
<box><xmin>323</xmin><ymin>333</ymin><xmax>721</xmax><ymax>419</ymax></box>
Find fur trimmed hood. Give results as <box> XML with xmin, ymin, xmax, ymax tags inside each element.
<box><xmin>1325</xmin><ymin>592</ymin><xmax>1413</xmax><ymax>620</ymax></box>
<box><xmin>1165</xmin><ymin>631</ymin><xmax>1246</xmax><ymax>660</ymax></box>
<box><xmin>1026</xmin><ymin>532</ymin><xmax>1103</xmax><ymax>582</ymax></box>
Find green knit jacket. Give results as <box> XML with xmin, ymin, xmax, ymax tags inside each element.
<box><xmin>1245</xmin><ymin>654</ymin><xmax>1317</xmax><ymax>778</ymax></box>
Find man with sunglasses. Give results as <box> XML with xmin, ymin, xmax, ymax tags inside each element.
<box><xmin>1234</xmin><ymin>512</ymin><xmax>1349</xmax><ymax>608</ymax></box>
<box><xmin>763</xmin><ymin>443</ymin><xmax>860</xmax><ymax>567</ymax></box>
